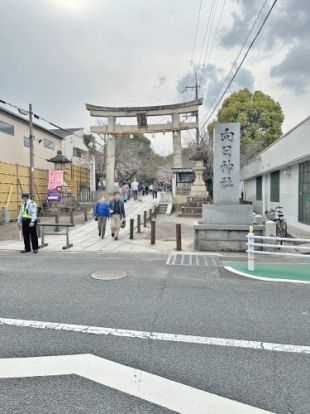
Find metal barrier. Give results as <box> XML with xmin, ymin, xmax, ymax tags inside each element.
<box><xmin>247</xmin><ymin>228</ymin><xmax>310</xmax><ymax>271</ymax></box>
<box><xmin>79</xmin><ymin>191</ymin><xmax>103</xmax><ymax>203</ymax></box>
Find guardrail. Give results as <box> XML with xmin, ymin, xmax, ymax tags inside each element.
<box><xmin>247</xmin><ymin>227</ymin><xmax>310</xmax><ymax>271</ymax></box>
<box><xmin>79</xmin><ymin>191</ymin><xmax>103</xmax><ymax>203</ymax></box>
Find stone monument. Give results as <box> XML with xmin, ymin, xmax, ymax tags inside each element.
<box><xmin>193</xmin><ymin>122</ymin><xmax>263</xmax><ymax>251</ymax></box>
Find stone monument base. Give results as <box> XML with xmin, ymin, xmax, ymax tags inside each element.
<box><xmin>193</xmin><ymin>223</ymin><xmax>264</xmax><ymax>252</ymax></box>
<box><xmin>202</xmin><ymin>204</ymin><xmax>253</xmax><ymax>225</ymax></box>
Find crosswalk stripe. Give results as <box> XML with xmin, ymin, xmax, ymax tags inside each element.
<box><xmin>0</xmin><ymin>317</ymin><xmax>309</xmax><ymax>355</ymax></box>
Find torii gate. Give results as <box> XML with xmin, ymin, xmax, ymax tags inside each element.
<box><xmin>85</xmin><ymin>98</ymin><xmax>203</xmax><ymax>192</ymax></box>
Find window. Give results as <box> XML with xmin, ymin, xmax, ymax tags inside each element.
<box><xmin>299</xmin><ymin>161</ymin><xmax>310</xmax><ymax>225</ymax></box>
<box><xmin>24</xmin><ymin>136</ymin><xmax>30</xmax><ymax>147</ymax></box>
<box><xmin>270</xmin><ymin>170</ymin><xmax>280</xmax><ymax>202</ymax></box>
<box><xmin>73</xmin><ymin>147</ymin><xmax>82</xmax><ymax>158</ymax></box>
<box><xmin>256</xmin><ymin>176</ymin><xmax>262</xmax><ymax>201</ymax></box>
<box><xmin>44</xmin><ymin>138</ymin><xmax>55</xmax><ymax>150</ymax></box>
<box><xmin>0</xmin><ymin>120</ymin><xmax>14</xmax><ymax>135</ymax></box>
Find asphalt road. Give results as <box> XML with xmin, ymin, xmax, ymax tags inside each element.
<box><xmin>0</xmin><ymin>250</ymin><xmax>309</xmax><ymax>413</ymax></box>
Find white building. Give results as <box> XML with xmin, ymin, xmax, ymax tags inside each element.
<box><xmin>241</xmin><ymin>115</ymin><xmax>310</xmax><ymax>233</ymax></box>
<box><xmin>50</xmin><ymin>128</ymin><xmax>89</xmax><ymax>168</ymax></box>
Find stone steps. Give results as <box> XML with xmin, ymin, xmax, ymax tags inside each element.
<box><xmin>157</xmin><ymin>203</ymin><xmax>168</xmax><ymax>214</ymax></box>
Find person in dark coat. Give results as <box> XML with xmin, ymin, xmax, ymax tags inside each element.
<box><xmin>109</xmin><ymin>192</ymin><xmax>126</xmax><ymax>241</ymax></box>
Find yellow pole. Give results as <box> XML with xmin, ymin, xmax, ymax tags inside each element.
<box><xmin>6</xmin><ymin>185</ymin><xmax>13</xmax><ymax>207</ymax></box>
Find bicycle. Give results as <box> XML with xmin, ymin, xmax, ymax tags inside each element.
<box><xmin>265</xmin><ymin>206</ymin><xmax>287</xmax><ymax>245</ymax></box>
<box><xmin>264</xmin><ymin>205</ymin><xmax>283</xmax><ymax>222</ymax></box>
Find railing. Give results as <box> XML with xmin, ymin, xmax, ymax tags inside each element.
<box><xmin>176</xmin><ymin>183</ymin><xmax>191</xmax><ymax>195</ymax></box>
<box><xmin>247</xmin><ymin>230</ymin><xmax>310</xmax><ymax>271</ymax></box>
<box><xmin>79</xmin><ymin>191</ymin><xmax>103</xmax><ymax>203</ymax></box>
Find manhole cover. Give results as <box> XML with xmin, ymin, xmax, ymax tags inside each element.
<box><xmin>91</xmin><ymin>270</ymin><xmax>127</xmax><ymax>281</ymax></box>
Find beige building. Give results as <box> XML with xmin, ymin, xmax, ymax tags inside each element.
<box><xmin>0</xmin><ymin>106</ymin><xmax>90</xmax><ymax>222</ymax></box>
<box><xmin>0</xmin><ymin>107</ymin><xmax>63</xmax><ymax>170</ymax></box>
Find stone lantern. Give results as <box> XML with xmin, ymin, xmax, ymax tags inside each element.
<box><xmin>189</xmin><ymin>146</ymin><xmax>209</xmax><ymax>198</ymax></box>
<box><xmin>47</xmin><ymin>150</ymin><xmax>71</xmax><ymax>170</ymax></box>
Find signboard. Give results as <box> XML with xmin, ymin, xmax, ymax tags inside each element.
<box><xmin>48</xmin><ymin>170</ymin><xmax>63</xmax><ymax>201</ymax></box>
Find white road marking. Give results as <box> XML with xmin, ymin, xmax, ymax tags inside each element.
<box><xmin>224</xmin><ymin>265</ymin><xmax>310</xmax><ymax>284</ymax></box>
<box><xmin>0</xmin><ymin>317</ymin><xmax>309</xmax><ymax>355</ymax></box>
<box><xmin>0</xmin><ymin>353</ymin><xmax>271</xmax><ymax>413</ymax></box>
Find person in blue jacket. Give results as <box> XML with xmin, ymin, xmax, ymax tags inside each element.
<box><xmin>94</xmin><ymin>196</ymin><xmax>111</xmax><ymax>238</ymax></box>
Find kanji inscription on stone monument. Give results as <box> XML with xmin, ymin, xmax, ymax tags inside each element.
<box><xmin>213</xmin><ymin>123</ymin><xmax>240</xmax><ymax>204</ymax></box>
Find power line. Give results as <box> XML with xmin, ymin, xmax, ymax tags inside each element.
<box><xmin>189</xmin><ymin>0</ymin><xmax>204</xmax><ymax>74</ymax></box>
<box><xmin>0</xmin><ymin>98</ymin><xmax>84</xmax><ymax>140</ymax></box>
<box><xmin>200</xmin><ymin>0</ymin><xmax>269</xmax><ymax>127</ymax></box>
<box><xmin>198</xmin><ymin>0</ymin><xmax>218</xmax><ymax>83</ymax></box>
<box><xmin>200</xmin><ymin>0</ymin><xmax>227</xmax><ymax>85</ymax></box>
<box><xmin>196</xmin><ymin>0</ymin><xmax>216</xmax><ymax>72</ymax></box>
<box><xmin>200</xmin><ymin>0</ymin><xmax>276</xmax><ymax>128</ymax></box>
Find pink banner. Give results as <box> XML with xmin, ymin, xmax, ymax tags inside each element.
<box><xmin>48</xmin><ymin>170</ymin><xmax>63</xmax><ymax>201</ymax></box>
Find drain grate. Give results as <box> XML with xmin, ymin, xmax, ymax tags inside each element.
<box><xmin>166</xmin><ymin>253</ymin><xmax>222</xmax><ymax>267</ymax></box>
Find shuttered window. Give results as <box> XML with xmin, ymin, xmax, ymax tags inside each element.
<box><xmin>270</xmin><ymin>170</ymin><xmax>280</xmax><ymax>202</ymax></box>
<box><xmin>256</xmin><ymin>176</ymin><xmax>262</xmax><ymax>201</ymax></box>
<box><xmin>299</xmin><ymin>161</ymin><xmax>310</xmax><ymax>225</ymax></box>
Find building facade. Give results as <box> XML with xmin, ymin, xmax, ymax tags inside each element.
<box><xmin>50</xmin><ymin>128</ymin><xmax>89</xmax><ymax>168</ymax></box>
<box><xmin>0</xmin><ymin>107</ymin><xmax>63</xmax><ymax>170</ymax></box>
<box><xmin>0</xmin><ymin>107</ymin><xmax>90</xmax><ymax>222</ymax></box>
<box><xmin>240</xmin><ymin>115</ymin><xmax>310</xmax><ymax>232</ymax></box>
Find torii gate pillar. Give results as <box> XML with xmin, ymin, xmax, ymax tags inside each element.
<box><xmin>106</xmin><ymin>116</ymin><xmax>116</xmax><ymax>193</ymax></box>
<box><xmin>172</xmin><ymin>113</ymin><xmax>182</xmax><ymax>168</ymax></box>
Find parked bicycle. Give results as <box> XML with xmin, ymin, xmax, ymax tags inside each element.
<box><xmin>265</xmin><ymin>206</ymin><xmax>287</xmax><ymax>243</ymax></box>
<box><xmin>264</xmin><ymin>205</ymin><xmax>283</xmax><ymax>221</ymax></box>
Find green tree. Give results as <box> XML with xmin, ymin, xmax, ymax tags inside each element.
<box><xmin>83</xmin><ymin>133</ymin><xmax>96</xmax><ymax>152</ymax></box>
<box><xmin>207</xmin><ymin>89</ymin><xmax>284</xmax><ymax>163</ymax></box>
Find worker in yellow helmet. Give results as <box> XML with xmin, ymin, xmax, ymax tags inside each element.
<box><xmin>17</xmin><ymin>192</ymin><xmax>39</xmax><ymax>254</ymax></box>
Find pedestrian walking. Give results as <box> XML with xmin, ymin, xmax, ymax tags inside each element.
<box><xmin>17</xmin><ymin>192</ymin><xmax>39</xmax><ymax>254</ymax></box>
<box><xmin>121</xmin><ymin>182</ymin><xmax>130</xmax><ymax>203</ymax></box>
<box><xmin>94</xmin><ymin>196</ymin><xmax>110</xmax><ymax>238</ymax></box>
<box><xmin>109</xmin><ymin>192</ymin><xmax>126</xmax><ymax>241</ymax></box>
<box><xmin>131</xmin><ymin>178</ymin><xmax>139</xmax><ymax>201</ymax></box>
<box><xmin>152</xmin><ymin>183</ymin><xmax>158</xmax><ymax>199</ymax></box>
<box><xmin>138</xmin><ymin>183</ymin><xmax>144</xmax><ymax>202</ymax></box>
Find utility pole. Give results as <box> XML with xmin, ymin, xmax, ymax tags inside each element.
<box><xmin>181</xmin><ymin>72</ymin><xmax>200</xmax><ymax>148</ymax></box>
<box><xmin>29</xmin><ymin>103</ymin><xmax>35</xmax><ymax>200</ymax></box>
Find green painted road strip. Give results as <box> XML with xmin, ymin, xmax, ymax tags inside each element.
<box><xmin>224</xmin><ymin>262</ymin><xmax>310</xmax><ymax>283</ymax></box>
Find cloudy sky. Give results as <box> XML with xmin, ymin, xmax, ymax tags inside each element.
<box><xmin>0</xmin><ymin>0</ymin><xmax>309</xmax><ymax>154</ymax></box>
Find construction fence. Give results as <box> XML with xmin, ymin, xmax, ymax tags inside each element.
<box><xmin>0</xmin><ymin>162</ymin><xmax>90</xmax><ymax>223</ymax></box>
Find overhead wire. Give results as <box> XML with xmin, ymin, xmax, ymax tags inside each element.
<box><xmin>200</xmin><ymin>0</ymin><xmax>269</xmax><ymax>127</ymax></box>
<box><xmin>0</xmin><ymin>97</ymin><xmax>86</xmax><ymax>140</ymax></box>
<box><xmin>198</xmin><ymin>0</ymin><xmax>219</xmax><ymax>84</ymax></box>
<box><xmin>189</xmin><ymin>0</ymin><xmax>204</xmax><ymax>74</ymax></box>
<box><xmin>202</xmin><ymin>0</ymin><xmax>277</xmax><ymax>126</ymax></box>
<box><xmin>200</xmin><ymin>0</ymin><xmax>278</xmax><ymax>129</ymax></box>
<box><xmin>196</xmin><ymin>0</ymin><xmax>217</xmax><ymax>75</ymax></box>
<box><xmin>200</xmin><ymin>0</ymin><xmax>228</xmax><ymax>85</ymax></box>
